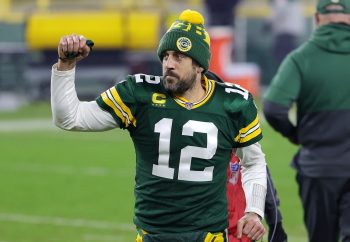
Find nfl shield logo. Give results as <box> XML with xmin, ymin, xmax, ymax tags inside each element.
<box><xmin>229</xmin><ymin>162</ymin><xmax>240</xmax><ymax>185</ymax></box>
<box><xmin>185</xmin><ymin>102</ymin><xmax>193</xmax><ymax>110</ymax></box>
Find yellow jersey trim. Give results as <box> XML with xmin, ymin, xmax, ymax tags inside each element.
<box><xmin>101</xmin><ymin>92</ymin><xmax>128</xmax><ymax>127</ymax></box>
<box><xmin>204</xmin><ymin>232</ymin><xmax>224</xmax><ymax>242</ymax></box>
<box><xmin>100</xmin><ymin>87</ymin><xmax>137</xmax><ymax>128</ymax></box>
<box><xmin>239</xmin><ymin>126</ymin><xmax>262</xmax><ymax>143</ymax></box>
<box><xmin>234</xmin><ymin>114</ymin><xmax>262</xmax><ymax>143</ymax></box>
<box><xmin>110</xmin><ymin>87</ymin><xmax>136</xmax><ymax>127</ymax></box>
<box><xmin>174</xmin><ymin>77</ymin><xmax>215</xmax><ymax>109</ymax></box>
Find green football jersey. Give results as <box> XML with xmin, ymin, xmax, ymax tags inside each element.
<box><xmin>96</xmin><ymin>73</ymin><xmax>262</xmax><ymax>233</ymax></box>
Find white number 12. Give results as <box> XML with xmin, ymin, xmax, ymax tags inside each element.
<box><xmin>152</xmin><ymin>118</ymin><xmax>218</xmax><ymax>182</ymax></box>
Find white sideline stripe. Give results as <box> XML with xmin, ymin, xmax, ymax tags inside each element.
<box><xmin>0</xmin><ymin>162</ymin><xmax>133</xmax><ymax>178</ymax></box>
<box><xmin>0</xmin><ymin>213</ymin><xmax>134</xmax><ymax>231</ymax></box>
<box><xmin>0</xmin><ymin>119</ymin><xmax>57</xmax><ymax>132</ymax></box>
<box><xmin>0</xmin><ymin>113</ymin><xmax>267</xmax><ymax>132</ymax></box>
<box><xmin>2</xmin><ymin>163</ymin><xmax>110</xmax><ymax>177</ymax></box>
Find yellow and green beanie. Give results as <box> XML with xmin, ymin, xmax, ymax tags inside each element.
<box><xmin>157</xmin><ymin>9</ymin><xmax>211</xmax><ymax>71</ymax></box>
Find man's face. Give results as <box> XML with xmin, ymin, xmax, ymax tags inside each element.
<box><xmin>162</xmin><ymin>50</ymin><xmax>199</xmax><ymax>95</ymax></box>
<box><xmin>316</xmin><ymin>12</ymin><xmax>350</xmax><ymax>25</ymax></box>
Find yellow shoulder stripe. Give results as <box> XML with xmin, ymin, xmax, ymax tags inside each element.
<box><xmin>234</xmin><ymin>114</ymin><xmax>261</xmax><ymax>143</ymax></box>
<box><xmin>101</xmin><ymin>92</ymin><xmax>128</xmax><ymax>127</ymax></box>
<box><xmin>240</xmin><ymin>115</ymin><xmax>259</xmax><ymax>134</ymax></box>
<box><xmin>239</xmin><ymin>127</ymin><xmax>262</xmax><ymax>143</ymax></box>
<box><xmin>110</xmin><ymin>87</ymin><xmax>136</xmax><ymax>127</ymax></box>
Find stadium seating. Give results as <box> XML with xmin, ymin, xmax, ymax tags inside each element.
<box><xmin>26</xmin><ymin>11</ymin><xmax>161</xmax><ymax>50</ymax></box>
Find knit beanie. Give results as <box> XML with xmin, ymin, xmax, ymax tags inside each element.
<box><xmin>157</xmin><ymin>9</ymin><xmax>211</xmax><ymax>71</ymax></box>
<box><xmin>317</xmin><ymin>0</ymin><xmax>350</xmax><ymax>14</ymax></box>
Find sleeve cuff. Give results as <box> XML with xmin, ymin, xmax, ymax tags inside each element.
<box><xmin>52</xmin><ymin>63</ymin><xmax>76</xmax><ymax>76</ymax></box>
<box><xmin>245</xmin><ymin>183</ymin><xmax>266</xmax><ymax>218</ymax></box>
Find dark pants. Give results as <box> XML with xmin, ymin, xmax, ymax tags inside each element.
<box><xmin>296</xmin><ymin>174</ymin><xmax>350</xmax><ymax>242</ymax></box>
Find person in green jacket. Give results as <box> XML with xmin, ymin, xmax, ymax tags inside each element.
<box><xmin>263</xmin><ymin>0</ymin><xmax>350</xmax><ymax>241</ymax></box>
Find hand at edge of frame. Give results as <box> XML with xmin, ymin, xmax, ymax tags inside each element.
<box><xmin>237</xmin><ymin>212</ymin><xmax>265</xmax><ymax>241</ymax></box>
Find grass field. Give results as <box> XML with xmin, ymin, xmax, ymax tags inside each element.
<box><xmin>0</xmin><ymin>102</ymin><xmax>307</xmax><ymax>242</ymax></box>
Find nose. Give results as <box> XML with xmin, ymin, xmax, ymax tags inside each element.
<box><xmin>164</xmin><ymin>55</ymin><xmax>175</xmax><ymax>70</ymax></box>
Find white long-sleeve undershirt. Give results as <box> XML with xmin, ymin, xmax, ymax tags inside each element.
<box><xmin>236</xmin><ymin>143</ymin><xmax>267</xmax><ymax>218</ymax></box>
<box><xmin>51</xmin><ymin>64</ymin><xmax>267</xmax><ymax>218</ymax></box>
<box><xmin>51</xmin><ymin>64</ymin><xmax>117</xmax><ymax>131</ymax></box>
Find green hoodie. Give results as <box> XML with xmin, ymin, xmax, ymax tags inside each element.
<box><xmin>312</xmin><ymin>23</ymin><xmax>350</xmax><ymax>53</ymax></box>
<box><xmin>264</xmin><ymin>23</ymin><xmax>350</xmax><ymax>177</ymax></box>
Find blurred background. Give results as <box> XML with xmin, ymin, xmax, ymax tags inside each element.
<box><xmin>0</xmin><ymin>0</ymin><xmax>314</xmax><ymax>241</ymax></box>
<box><xmin>0</xmin><ymin>0</ymin><xmax>317</xmax><ymax>107</ymax></box>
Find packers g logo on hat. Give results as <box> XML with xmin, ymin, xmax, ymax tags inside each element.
<box><xmin>176</xmin><ymin>37</ymin><xmax>192</xmax><ymax>52</ymax></box>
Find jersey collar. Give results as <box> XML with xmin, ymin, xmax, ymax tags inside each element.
<box><xmin>173</xmin><ymin>75</ymin><xmax>216</xmax><ymax>110</ymax></box>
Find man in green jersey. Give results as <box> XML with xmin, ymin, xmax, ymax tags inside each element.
<box><xmin>264</xmin><ymin>1</ymin><xmax>350</xmax><ymax>241</ymax></box>
<box><xmin>51</xmin><ymin>9</ymin><xmax>266</xmax><ymax>242</ymax></box>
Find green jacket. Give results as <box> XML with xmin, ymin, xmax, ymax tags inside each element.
<box><xmin>264</xmin><ymin>23</ymin><xmax>350</xmax><ymax>177</ymax></box>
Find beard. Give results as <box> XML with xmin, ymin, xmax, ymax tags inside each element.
<box><xmin>163</xmin><ymin>68</ymin><xmax>197</xmax><ymax>95</ymax></box>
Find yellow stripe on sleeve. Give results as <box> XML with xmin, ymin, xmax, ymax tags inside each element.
<box><xmin>239</xmin><ymin>127</ymin><xmax>262</xmax><ymax>143</ymax></box>
<box><xmin>240</xmin><ymin>115</ymin><xmax>259</xmax><ymax>134</ymax></box>
<box><xmin>234</xmin><ymin>115</ymin><xmax>260</xmax><ymax>142</ymax></box>
<box><xmin>101</xmin><ymin>92</ymin><xmax>128</xmax><ymax>127</ymax></box>
<box><xmin>110</xmin><ymin>87</ymin><xmax>136</xmax><ymax>127</ymax></box>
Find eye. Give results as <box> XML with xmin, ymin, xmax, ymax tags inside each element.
<box><xmin>162</xmin><ymin>53</ymin><xmax>169</xmax><ymax>62</ymax></box>
<box><xmin>174</xmin><ymin>52</ymin><xmax>186</xmax><ymax>61</ymax></box>
<box><xmin>178</xmin><ymin>53</ymin><xmax>186</xmax><ymax>59</ymax></box>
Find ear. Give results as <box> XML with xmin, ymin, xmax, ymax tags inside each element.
<box><xmin>197</xmin><ymin>66</ymin><xmax>204</xmax><ymax>74</ymax></box>
<box><xmin>315</xmin><ymin>13</ymin><xmax>321</xmax><ymax>25</ymax></box>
